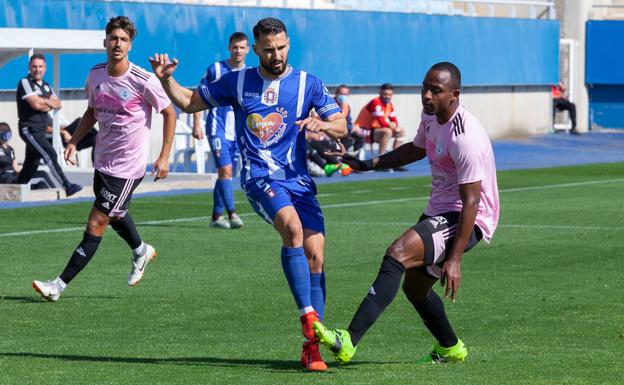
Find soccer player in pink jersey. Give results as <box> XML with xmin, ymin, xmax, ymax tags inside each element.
<box><xmin>32</xmin><ymin>16</ymin><xmax>176</xmax><ymax>302</ymax></box>
<box><xmin>314</xmin><ymin>62</ymin><xmax>500</xmax><ymax>364</ymax></box>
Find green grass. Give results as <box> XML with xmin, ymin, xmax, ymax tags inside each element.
<box><xmin>1</xmin><ymin>163</ymin><xmax>623</xmax><ymax>385</ymax></box>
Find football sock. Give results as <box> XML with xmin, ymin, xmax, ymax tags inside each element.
<box><xmin>110</xmin><ymin>214</ymin><xmax>142</xmax><ymax>250</ymax></box>
<box><xmin>310</xmin><ymin>272</ymin><xmax>325</xmax><ymax>320</ymax></box>
<box><xmin>281</xmin><ymin>246</ymin><xmax>312</xmax><ymax>311</ymax></box>
<box><xmin>59</xmin><ymin>232</ymin><xmax>102</xmax><ymax>284</ymax></box>
<box><xmin>213</xmin><ymin>179</ymin><xmax>225</xmax><ymax>218</ymax></box>
<box><xmin>408</xmin><ymin>290</ymin><xmax>458</xmax><ymax>348</ymax></box>
<box><xmin>347</xmin><ymin>255</ymin><xmax>405</xmax><ymax>346</ymax></box>
<box><xmin>221</xmin><ymin>178</ymin><xmax>235</xmax><ymax>214</ymax></box>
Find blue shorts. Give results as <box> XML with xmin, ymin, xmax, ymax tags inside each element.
<box><xmin>244</xmin><ymin>177</ymin><xmax>325</xmax><ymax>234</ymax></box>
<box><xmin>207</xmin><ymin>131</ymin><xmax>238</xmax><ymax>169</ymax></box>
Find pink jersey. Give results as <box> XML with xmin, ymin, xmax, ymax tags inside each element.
<box><xmin>87</xmin><ymin>62</ymin><xmax>171</xmax><ymax>179</ymax></box>
<box><xmin>413</xmin><ymin>106</ymin><xmax>499</xmax><ymax>242</ymax></box>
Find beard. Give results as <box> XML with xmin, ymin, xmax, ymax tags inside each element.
<box><xmin>261</xmin><ymin>58</ymin><xmax>288</xmax><ymax>76</ymax></box>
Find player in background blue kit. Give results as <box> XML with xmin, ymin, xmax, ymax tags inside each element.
<box><xmin>192</xmin><ymin>32</ymin><xmax>249</xmax><ymax>229</ymax></box>
<box><xmin>150</xmin><ymin>18</ymin><xmax>347</xmax><ymax>371</ymax></box>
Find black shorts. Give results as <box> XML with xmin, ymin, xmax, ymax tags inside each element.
<box><xmin>411</xmin><ymin>211</ymin><xmax>483</xmax><ymax>279</ymax></box>
<box><xmin>93</xmin><ymin>170</ymin><xmax>143</xmax><ymax>217</ymax></box>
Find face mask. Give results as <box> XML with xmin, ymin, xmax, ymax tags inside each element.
<box><xmin>0</xmin><ymin>131</ymin><xmax>11</xmax><ymax>142</ymax></box>
<box><xmin>382</xmin><ymin>97</ymin><xmax>392</xmax><ymax>104</ymax></box>
<box><xmin>336</xmin><ymin>95</ymin><xmax>348</xmax><ymax>104</ymax></box>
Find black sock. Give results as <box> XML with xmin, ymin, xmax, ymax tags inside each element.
<box><xmin>110</xmin><ymin>214</ymin><xmax>142</xmax><ymax>250</ymax></box>
<box><xmin>347</xmin><ymin>255</ymin><xmax>405</xmax><ymax>346</ymax></box>
<box><xmin>59</xmin><ymin>232</ymin><xmax>102</xmax><ymax>284</ymax></box>
<box><xmin>408</xmin><ymin>290</ymin><xmax>458</xmax><ymax>348</ymax></box>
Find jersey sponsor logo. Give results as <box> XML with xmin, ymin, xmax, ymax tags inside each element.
<box><xmin>244</xmin><ymin>91</ymin><xmax>260</xmax><ymax>98</ymax></box>
<box><xmin>246</xmin><ymin>108</ymin><xmax>288</xmax><ymax>146</ymax></box>
<box><xmin>100</xmin><ymin>187</ymin><xmax>118</xmax><ymax>203</ymax></box>
<box><xmin>262</xmin><ymin>87</ymin><xmax>278</xmax><ymax>106</ymax></box>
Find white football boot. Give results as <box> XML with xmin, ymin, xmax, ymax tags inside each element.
<box><xmin>210</xmin><ymin>216</ymin><xmax>231</xmax><ymax>229</ymax></box>
<box><xmin>229</xmin><ymin>213</ymin><xmax>244</xmax><ymax>229</ymax></box>
<box><xmin>32</xmin><ymin>278</ymin><xmax>64</xmax><ymax>302</ymax></box>
<box><xmin>128</xmin><ymin>244</ymin><xmax>157</xmax><ymax>287</ymax></box>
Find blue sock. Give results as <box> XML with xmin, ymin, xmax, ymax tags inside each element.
<box><xmin>281</xmin><ymin>246</ymin><xmax>312</xmax><ymax>310</ymax></box>
<box><xmin>213</xmin><ymin>179</ymin><xmax>225</xmax><ymax>217</ymax></box>
<box><xmin>221</xmin><ymin>178</ymin><xmax>235</xmax><ymax>214</ymax></box>
<box><xmin>310</xmin><ymin>272</ymin><xmax>325</xmax><ymax>320</ymax></box>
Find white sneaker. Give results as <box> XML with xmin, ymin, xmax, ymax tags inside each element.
<box><xmin>128</xmin><ymin>244</ymin><xmax>157</xmax><ymax>287</ymax></box>
<box><xmin>210</xmin><ymin>216</ymin><xmax>231</xmax><ymax>229</ymax></box>
<box><xmin>32</xmin><ymin>279</ymin><xmax>62</xmax><ymax>302</ymax></box>
<box><xmin>229</xmin><ymin>213</ymin><xmax>244</xmax><ymax>229</ymax></box>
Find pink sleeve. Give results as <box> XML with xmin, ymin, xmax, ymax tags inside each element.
<box><xmin>449</xmin><ymin>134</ymin><xmax>485</xmax><ymax>184</ymax></box>
<box><xmin>144</xmin><ymin>74</ymin><xmax>172</xmax><ymax>112</ymax></box>
<box><xmin>86</xmin><ymin>75</ymin><xmax>94</xmax><ymax>108</ymax></box>
<box><xmin>412</xmin><ymin>119</ymin><xmax>426</xmax><ymax>148</ymax></box>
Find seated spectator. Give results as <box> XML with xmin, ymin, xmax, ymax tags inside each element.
<box><xmin>46</xmin><ymin>116</ymin><xmax>98</xmax><ymax>160</ymax></box>
<box><xmin>306</xmin><ymin>111</ymin><xmax>352</xmax><ymax>177</ymax></box>
<box><xmin>354</xmin><ymin>83</ymin><xmax>406</xmax><ymax>157</ymax></box>
<box><xmin>0</xmin><ymin>122</ymin><xmax>54</xmax><ymax>187</ymax></box>
<box><xmin>306</xmin><ymin>130</ymin><xmax>352</xmax><ymax>177</ymax></box>
<box><xmin>334</xmin><ymin>85</ymin><xmax>364</xmax><ymax>153</ymax></box>
<box><xmin>552</xmin><ymin>81</ymin><xmax>579</xmax><ymax>135</ymax></box>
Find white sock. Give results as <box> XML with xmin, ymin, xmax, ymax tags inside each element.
<box><xmin>132</xmin><ymin>242</ymin><xmax>146</xmax><ymax>257</ymax></box>
<box><xmin>55</xmin><ymin>276</ymin><xmax>67</xmax><ymax>291</ymax></box>
<box><xmin>299</xmin><ymin>306</ymin><xmax>315</xmax><ymax>316</ymax></box>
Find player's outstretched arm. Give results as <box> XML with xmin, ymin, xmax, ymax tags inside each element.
<box><xmin>149</xmin><ymin>53</ymin><xmax>207</xmax><ymax>114</ymax></box>
<box><xmin>64</xmin><ymin>107</ymin><xmax>96</xmax><ymax>166</ymax></box>
<box><xmin>441</xmin><ymin>181</ymin><xmax>481</xmax><ymax>303</ymax></box>
<box><xmin>152</xmin><ymin>104</ymin><xmax>176</xmax><ymax>181</ymax></box>
<box><xmin>295</xmin><ymin>112</ymin><xmax>347</xmax><ymax>140</ymax></box>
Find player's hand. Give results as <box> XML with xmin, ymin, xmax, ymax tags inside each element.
<box><xmin>64</xmin><ymin>143</ymin><xmax>77</xmax><ymax>166</ymax></box>
<box><xmin>151</xmin><ymin>156</ymin><xmax>169</xmax><ymax>181</ymax></box>
<box><xmin>295</xmin><ymin>117</ymin><xmax>328</xmax><ymax>133</ymax></box>
<box><xmin>325</xmin><ymin>141</ymin><xmax>372</xmax><ymax>171</ymax></box>
<box><xmin>441</xmin><ymin>258</ymin><xmax>462</xmax><ymax>303</ymax></box>
<box><xmin>192</xmin><ymin>125</ymin><xmax>204</xmax><ymax>140</ymax></box>
<box><xmin>149</xmin><ymin>53</ymin><xmax>178</xmax><ymax>81</ymax></box>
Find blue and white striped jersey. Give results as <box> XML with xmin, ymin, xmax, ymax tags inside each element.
<box><xmin>198</xmin><ymin>60</ymin><xmax>246</xmax><ymax>141</ymax></box>
<box><xmin>198</xmin><ymin>65</ymin><xmax>341</xmax><ymax>184</ymax></box>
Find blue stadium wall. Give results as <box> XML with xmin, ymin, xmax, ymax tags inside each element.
<box><xmin>0</xmin><ymin>0</ymin><xmax>558</xmax><ymax>90</ymax></box>
<box><xmin>586</xmin><ymin>20</ymin><xmax>624</xmax><ymax>129</ymax></box>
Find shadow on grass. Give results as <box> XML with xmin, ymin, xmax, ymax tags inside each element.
<box><xmin>0</xmin><ymin>295</ymin><xmax>122</xmax><ymax>304</ymax></box>
<box><xmin>0</xmin><ymin>352</ymin><xmax>378</xmax><ymax>372</ymax></box>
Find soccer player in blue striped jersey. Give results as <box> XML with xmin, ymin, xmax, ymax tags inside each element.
<box><xmin>150</xmin><ymin>18</ymin><xmax>347</xmax><ymax>371</ymax></box>
<box><xmin>192</xmin><ymin>32</ymin><xmax>249</xmax><ymax>229</ymax></box>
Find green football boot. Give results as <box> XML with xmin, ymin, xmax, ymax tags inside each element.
<box><xmin>416</xmin><ymin>339</ymin><xmax>468</xmax><ymax>364</ymax></box>
<box><xmin>312</xmin><ymin>321</ymin><xmax>357</xmax><ymax>364</ymax></box>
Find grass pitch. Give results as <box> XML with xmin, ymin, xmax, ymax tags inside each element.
<box><xmin>1</xmin><ymin>163</ymin><xmax>623</xmax><ymax>385</ymax></box>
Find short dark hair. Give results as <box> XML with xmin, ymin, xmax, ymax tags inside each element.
<box><xmin>0</xmin><ymin>122</ymin><xmax>9</xmax><ymax>132</ymax></box>
<box><xmin>105</xmin><ymin>16</ymin><xmax>137</xmax><ymax>41</ymax></box>
<box><xmin>229</xmin><ymin>32</ymin><xmax>248</xmax><ymax>45</ymax></box>
<box><xmin>253</xmin><ymin>18</ymin><xmax>287</xmax><ymax>40</ymax></box>
<box><xmin>29</xmin><ymin>53</ymin><xmax>45</xmax><ymax>64</ymax></box>
<box><xmin>336</xmin><ymin>84</ymin><xmax>349</xmax><ymax>92</ymax></box>
<box><xmin>380</xmin><ymin>83</ymin><xmax>393</xmax><ymax>91</ymax></box>
<box><xmin>429</xmin><ymin>62</ymin><xmax>461</xmax><ymax>89</ymax></box>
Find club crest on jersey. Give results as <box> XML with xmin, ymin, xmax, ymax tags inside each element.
<box><xmin>118</xmin><ymin>87</ymin><xmax>131</xmax><ymax>100</ymax></box>
<box><xmin>262</xmin><ymin>87</ymin><xmax>278</xmax><ymax>106</ymax></box>
<box><xmin>246</xmin><ymin>108</ymin><xmax>288</xmax><ymax>147</ymax></box>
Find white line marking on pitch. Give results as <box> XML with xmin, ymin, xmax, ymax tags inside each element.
<box><xmin>0</xmin><ymin>178</ymin><xmax>622</xmax><ymax>238</ymax></box>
